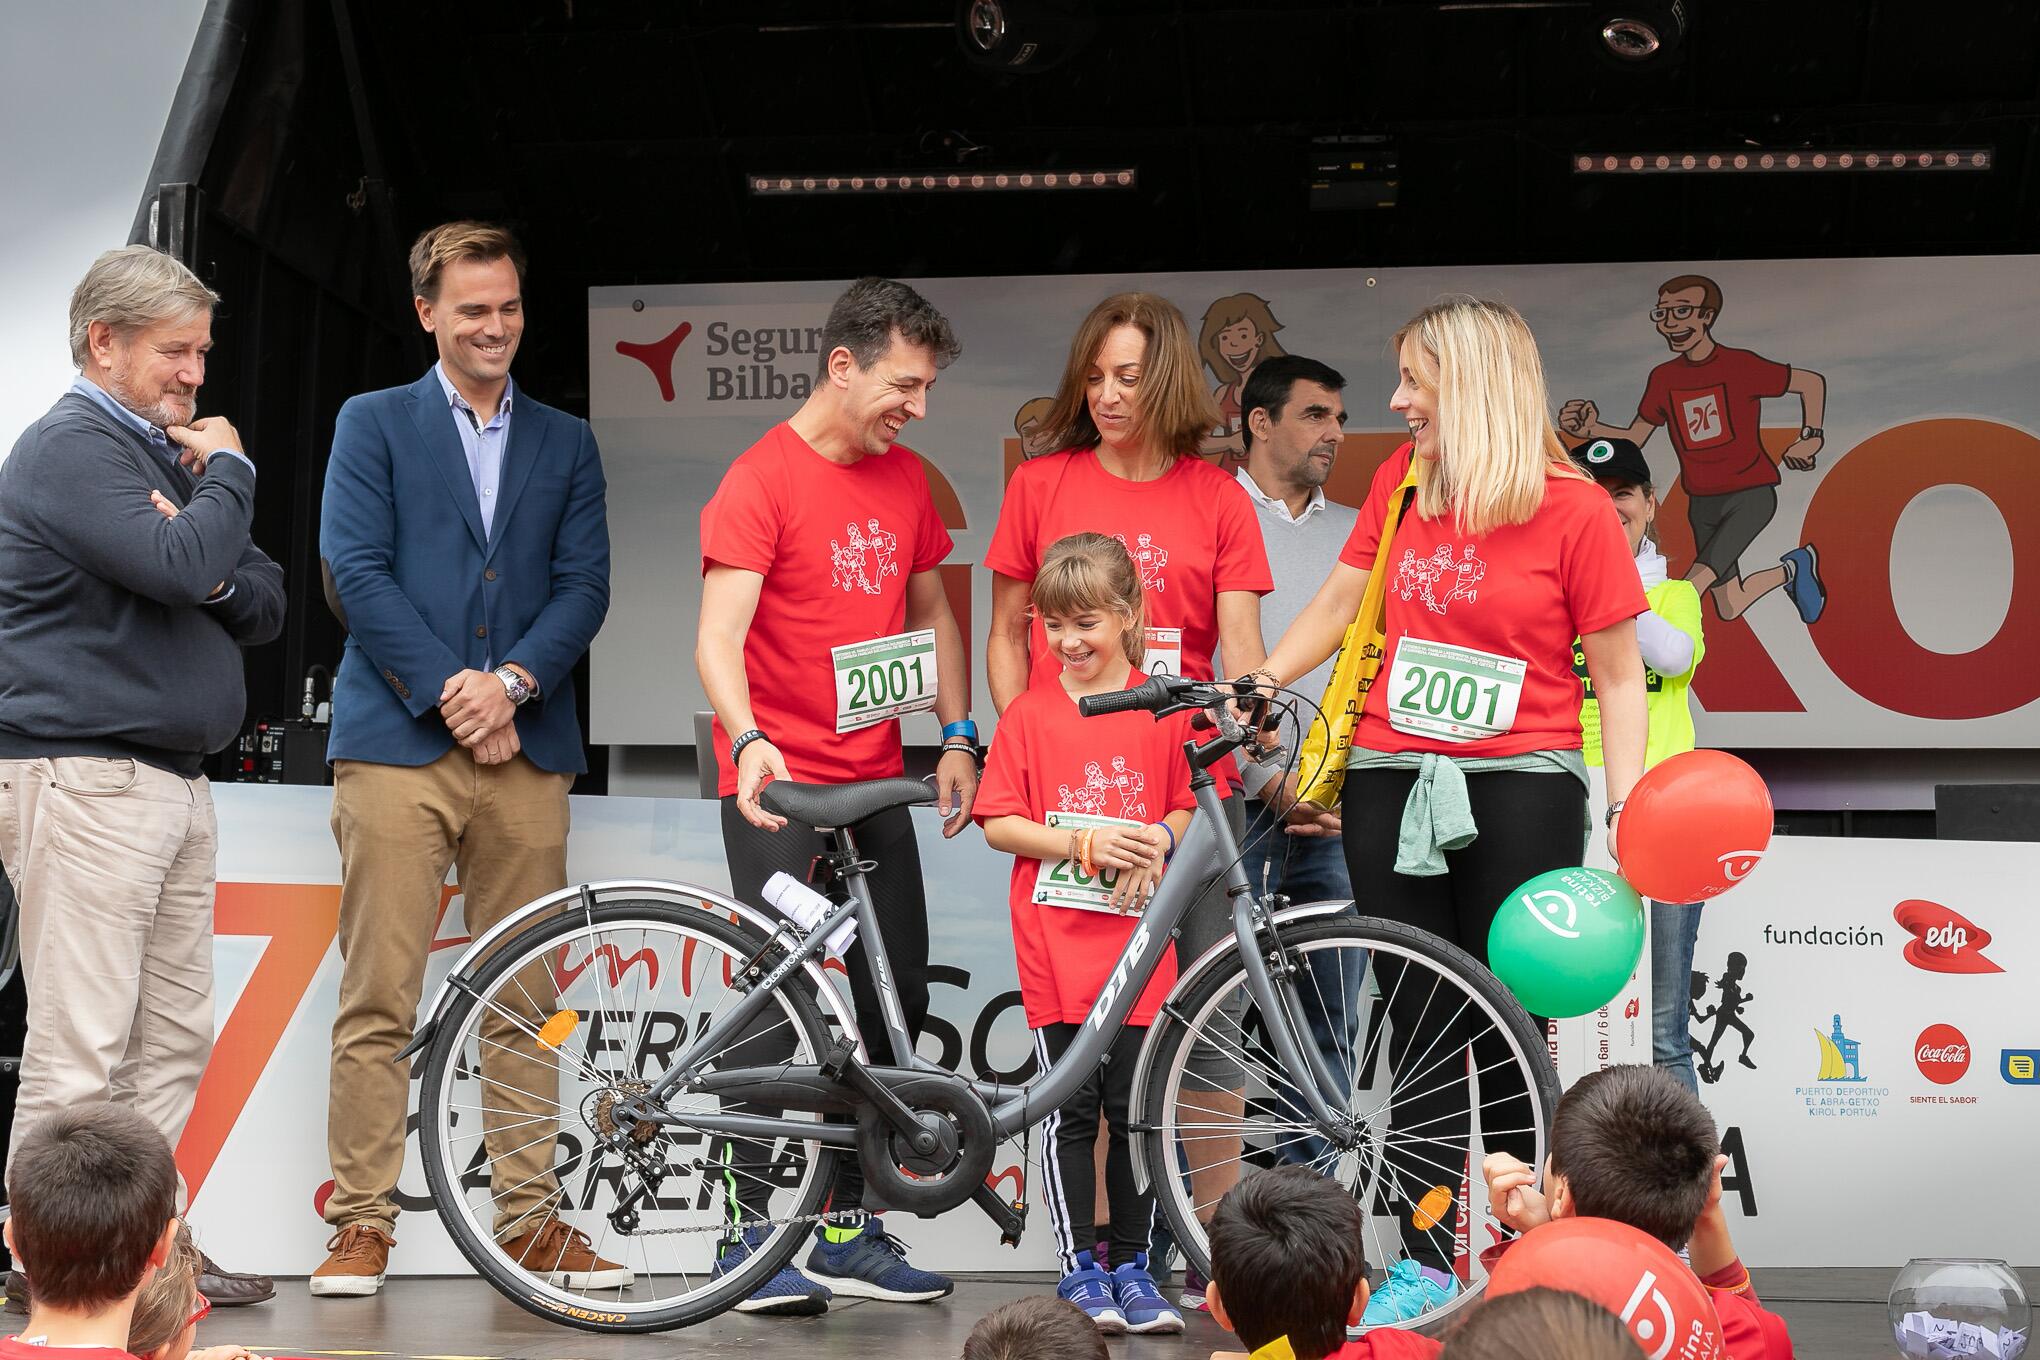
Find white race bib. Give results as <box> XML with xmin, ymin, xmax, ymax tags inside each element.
<box><xmin>1142</xmin><ymin>626</ymin><xmax>1183</xmax><ymax>677</ymax></box>
<box><xmin>1034</xmin><ymin>811</ymin><xmax>1146</xmax><ymax>914</ymax></box>
<box><xmin>1385</xmin><ymin>635</ymin><xmax>1526</xmax><ymax>742</ymax></box>
<box><xmin>831</xmin><ymin>629</ymin><xmax>937</xmax><ymax>734</ymax></box>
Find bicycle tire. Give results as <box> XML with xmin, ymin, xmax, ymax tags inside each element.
<box><xmin>1136</xmin><ymin>915</ymin><xmax>1558</xmax><ymax>1333</ymax></box>
<box><xmin>417</xmin><ymin>900</ymin><xmax>839</xmax><ymax>1333</ymax></box>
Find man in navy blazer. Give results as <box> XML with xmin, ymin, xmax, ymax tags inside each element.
<box><xmin>312</xmin><ymin>223</ymin><xmax>618</xmax><ymax>1297</ymax></box>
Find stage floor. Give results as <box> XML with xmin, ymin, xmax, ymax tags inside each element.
<box><xmin>178</xmin><ymin>1268</ymin><xmax>1998</xmax><ymax>1359</ymax></box>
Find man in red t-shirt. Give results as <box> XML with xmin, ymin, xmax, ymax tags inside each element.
<box><xmin>695</xmin><ymin>277</ymin><xmax>977</xmax><ymax>1314</ymax></box>
<box><xmin>1560</xmin><ymin>273</ymin><xmax>1830</xmax><ymax>627</ymax></box>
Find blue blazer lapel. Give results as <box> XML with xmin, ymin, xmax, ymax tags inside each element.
<box><xmin>486</xmin><ymin>381</ymin><xmax>542</xmax><ymax>564</ymax></box>
<box><xmin>403</xmin><ymin>373</ymin><xmax>489</xmax><ymax>553</ymax></box>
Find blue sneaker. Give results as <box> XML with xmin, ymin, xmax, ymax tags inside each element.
<box><xmin>1057</xmin><ymin>1251</ymin><xmax>1126</xmax><ymax>1334</ymax></box>
<box><xmin>1111</xmin><ymin>1253</ymin><xmax>1185</xmax><ymax>1334</ymax></box>
<box><xmin>715</xmin><ymin>1227</ymin><xmax>831</xmax><ymax>1316</ymax></box>
<box><xmin>1359</xmin><ymin>1258</ymin><xmax>1460</xmax><ymax>1327</ymax></box>
<box><xmin>1780</xmin><ymin>544</ymin><xmax>1826</xmax><ymax>623</ymax></box>
<box><xmin>805</xmin><ymin>1219</ymin><xmax>952</xmax><ymax>1302</ymax></box>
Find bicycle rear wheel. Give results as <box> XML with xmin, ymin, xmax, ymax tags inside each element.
<box><xmin>417</xmin><ymin>900</ymin><xmax>838</xmax><ymax>1333</ymax></box>
<box><xmin>1137</xmin><ymin>915</ymin><xmax>1557</xmax><ymax>1333</ymax></box>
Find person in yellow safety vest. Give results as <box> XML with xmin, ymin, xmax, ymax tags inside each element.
<box><xmin>1571</xmin><ymin>436</ymin><xmax>1708</xmax><ymax>1093</ymax></box>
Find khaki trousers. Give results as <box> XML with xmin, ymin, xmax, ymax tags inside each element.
<box><xmin>325</xmin><ymin>747</ymin><xmax>571</xmax><ymax>1237</ymax></box>
<box><xmin>0</xmin><ymin>757</ymin><xmax>217</xmax><ymax>1200</ymax></box>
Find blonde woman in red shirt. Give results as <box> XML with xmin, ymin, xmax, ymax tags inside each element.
<box><xmin>1251</xmin><ymin>297</ymin><xmax>1648</xmax><ymax>1327</ymax></box>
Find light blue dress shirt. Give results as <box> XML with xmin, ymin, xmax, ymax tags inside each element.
<box><xmin>433</xmin><ymin>362</ymin><xmax>512</xmax><ymax>540</ymax></box>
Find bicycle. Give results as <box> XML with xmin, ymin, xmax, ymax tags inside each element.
<box><xmin>404</xmin><ymin>674</ymin><xmax>1559</xmax><ymax>1333</ymax></box>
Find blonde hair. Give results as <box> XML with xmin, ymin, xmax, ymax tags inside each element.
<box><xmin>1032</xmin><ymin>533</ymin><xmax>1146</xmax><ymax>668</ymax></box>
<box><xmin>68</xmin><ymin>246</ymin><xmax>219</xmax><ymax>368</ymax></box>
<box><xmin>1038</xmin><ymin>293</ymin><xmax>1220</xmax><ymax>460</ymax></box>
<box><xmin>1393</xmin><ymin>296</ymin><xmax>1584</xmax><ymax>535</ymax></box>
<box><xmin>408</xmin><ymin>221</ymin><xmax>527</xmax><ymax>302</ymax></box>
<box><xmin>127</xmin><ymin>1220</ymin><xmax>201</xmax><ymax>1358</ymax></box>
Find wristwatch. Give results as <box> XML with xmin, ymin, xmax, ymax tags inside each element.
<box><xmin>1604</xmin><ymin>799</ymin><xmax>1626</xmax><ymax>829</ymax></box>
<box><xmin>494</xmin><ymin>665</ymin><xmax>534</xmax><ymax>706</ymax></box>
<box><xmin>1799</xmin><ymin>426</ymin><xmax>1823</xmax><ymax>441</ymax></box>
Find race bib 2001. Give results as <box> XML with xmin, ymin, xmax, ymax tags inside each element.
<box><xmin>1385</xmin><ymin>635</ymin><xmax>1525</xmax><ymax>742</ymax></box>
<box><xmin>832</xmin><ymin>629</ymin><xmax>937</xmax><ymax>734</ymax></box>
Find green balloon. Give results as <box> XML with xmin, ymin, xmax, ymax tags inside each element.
<box><xmin>1487</xmin><ymin>867</ymin><xmax>1646</xmax><ymax>1019</ymax></box>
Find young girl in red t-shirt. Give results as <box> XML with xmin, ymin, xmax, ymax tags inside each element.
<box><xmin>975</xmin><ymin>533</ymin><xmax>1196</xmax><ymax>1337</ymax></box>
<box><xmin>1252</xmin><ymin>298</ymin><xmax>1650</xmax><ymax>1328</ymax></box>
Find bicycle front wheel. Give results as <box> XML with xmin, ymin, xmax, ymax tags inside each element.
<box><xmin>1138</xmin><ymin>915</ymin><xmax>1557</xmax><ymax>1333</ymax></box>
<box><xmin>417</xmin><ymin>900</ymin><xmax>839</xmax><ymax>1333</ymax></box>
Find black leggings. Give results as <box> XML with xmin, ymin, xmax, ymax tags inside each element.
<box><xmin>1036</xmin><ymin>1021</ymin><xmax>1152</xmax><ymax>1274</ymax></box>
<box><xmin>1341</xmin><ymin>768</ymin><xmax>1581</xmax><ymax>1268</ymax></box>
<box><xmin>718</xmin><ymin>798</ymin><xmax>931</xmax><ymax>1221</ymax></box>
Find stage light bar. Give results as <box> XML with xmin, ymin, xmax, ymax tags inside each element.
<box><xmin>1575</xmin><ymin>148</ymin><xmax>1992</xmax><ymax>175</ymax></box>
<box><xmin>748</xmin><ymin>168</ymin><xmax>1138</xmax><ymax>196</ymax></box>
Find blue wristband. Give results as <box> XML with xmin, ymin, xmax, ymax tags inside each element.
<box><xmin>1154</xmin><ymin>821</ymin><xmax>1177</xmax><ymax>862</ymax></box>
<box><xmin>942</xmin><ymin>719</ymin><xmax>979</xmax><ymax>742</ymax></box>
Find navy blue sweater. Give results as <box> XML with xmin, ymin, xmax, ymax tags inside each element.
<box><xmin>0</xmin><ymin>393</ymin><xmax>285</xmax><ymax>772</ymax></box>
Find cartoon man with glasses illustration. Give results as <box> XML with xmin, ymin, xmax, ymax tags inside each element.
<box><xmin>1561</xmin><ymin>273</ymin><xmax>1829</xmax><ymax>625</ymax></box>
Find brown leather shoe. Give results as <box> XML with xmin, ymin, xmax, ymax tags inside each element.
<box><xmin>500</xmin><ymin>1218</ymin><xmax>634</xmax><ymax>1289</ymax></box>
<box><xmin>309</xmin><ymin>1224</ymin><xmax>395</xmax><ymax>1298</ymax></box>
<box><xmin>3</xmin><ymin>1269</ymin><xmax>27</xmax><ymax>1316</ymax></box>
<box><xmin>197</xmin><ymin>1252</ymin><xmax>275</xmax><ymax>1306</ymax></box>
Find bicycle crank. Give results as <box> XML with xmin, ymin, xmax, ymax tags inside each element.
<box><xmin>854</xmin><ymin>1076</ymin><xmax>996</xmax><ymax>1216</ymax></box>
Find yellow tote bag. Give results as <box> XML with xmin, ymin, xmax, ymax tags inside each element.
<box><xmin>1294</xmin><ymin>464</ymin><xmax>1420</xmax><ymax>811</ymax></box>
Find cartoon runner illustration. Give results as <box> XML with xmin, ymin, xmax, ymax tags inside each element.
<box><xmin>1197</xmin><ymin>293</ymin><xmax>1288</xmax><ymax>460</ymax></box>
<box><xmin>866</xmin><ymin>518</ymin><xmax>899</xmax><ymax>583</ymax></box>
<box><xmin>1560</xmin><ymin>273</ymin><xmax>1828</xmax><ymax>626</ymax></box>
<box><xmin>1120</xmin><ymin>531</ymin><xmax>1170</xmax><ymax>594</ymax></box>
<box><xmin>1692</xmin><ymin>950</ymin><xmax>1757</xmax><ymax>1084</ymax></box>
<box><xmin>830</xmin><ymin>521</ymin><xmax>881</xmax><ymax>594</ymax></box>
<box><xmin>1106</xmin><ymin>755</ymin><xmax>1147</xmax><ymax>819</ymax></box>
<box><xmin>1012</xmin><ymin>396</ymin><xmax>1060</xmax><ymax>458</ymax></box>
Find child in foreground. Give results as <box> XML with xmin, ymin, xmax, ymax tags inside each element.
<box><xmin>1</xmin><ymin>1104</ymin><xmax>181</xmax><ymax>1360</ymax></box>
<box><xmin>1481</xmin><ymin>1064</ymin><xmax>1794</xmax><ymax>1359</ymax></box>
<box><xmin>1440</xmin><ymin>1286</ymin><xmax>1645</xmax><ymax>1359</ymax></box>
<box><xmin>961</xmin><ymin>1295</ymin><xmax>1110</xmax><ymax>1360</ymax></box>
<box><xmin>977</xmin><ymin>532</ymin><xmax>1197</xmax><ymax>1335</ymax></box>
<box><xmin>127</xmin><ymin>1221</ymin><xmax>264</xmax><ymax>1360</ymax></box>
<box><xmin>1205</xmin><ymin>1165</ymin><xmax>1442</xmax><ymax>1360</ymax></box>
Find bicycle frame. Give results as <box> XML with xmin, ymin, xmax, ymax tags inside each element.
<box><xmin>648</xmin><ymin>745</ymin><xmax>1355</xmax><ymax>1153</ymax></box>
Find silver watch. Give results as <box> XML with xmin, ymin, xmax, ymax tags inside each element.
<box><xmin>494</xmin><ymin>665</ymin><xmax>534</xmax><ymax>706</ymax></box>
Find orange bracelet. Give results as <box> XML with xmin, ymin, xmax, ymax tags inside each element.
<box><xmin>1078</xmin><ymin>827</ymin><xmax>1097</xmax><ymax>877</ymax></box>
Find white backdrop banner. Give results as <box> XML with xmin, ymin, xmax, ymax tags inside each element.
<box><xmin>185</xmin><ymin>787</ymin><xmax>2035</xmax><ymax>1273</ymax></box>
<box><xmin>589</xmin><ymin>257</ymin><xmax>2040</xmax><ymax>751</ymax></box>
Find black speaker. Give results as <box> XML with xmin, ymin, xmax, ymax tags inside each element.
<box><xmin>1936</xmin><ymin>784</ymin><xmax>2040</xmax><ymax>842</ymax></box>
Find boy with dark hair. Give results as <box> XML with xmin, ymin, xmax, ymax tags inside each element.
<box><xmin>961</xmin><ymin>1295</ymin><xmax>1108</xmax><ymax>1360</ymax></box>
<box><xmin>1</xmin><ymin>1103</ymin><xmax>180</xmax><ymax>1357</ymax></box>
<box><xmin>1206</xmin><ymin>1165</ymin><xmax>1440</xmax><ymax>1359</ymax></box>
<box><xmin>1483</xmin><ymin>1065</ymin><xmax>1793</xmax><ymax>1359</ymax></box>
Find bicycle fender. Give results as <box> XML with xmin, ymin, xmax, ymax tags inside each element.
<box><xmin>1124</xmin><ymin>898</ymin><xmax>1351</xmax><ymax>1193</ymax></box>
<box><xmin>395</xmin><ymin>879</ymin><xmax>863</xmax><ymax>1062</ymax></box>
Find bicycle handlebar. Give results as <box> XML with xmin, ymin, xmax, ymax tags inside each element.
<box><xmin>1073</xmin><ymin>673</ymin><xmax>1186</xmax><ymax>718</ymax></box>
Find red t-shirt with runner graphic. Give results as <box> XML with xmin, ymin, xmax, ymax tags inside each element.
<box><xmin>1636</xmin><ymin>344</ymin><xmax>1792</xmax><ymax>497</ymax></box>
<box><xmin>973</xmin><ymin>665</ymin><xmax>1194</xmax><ymax>1027</ymax></box>
<box><xmin>1340</xmin><ymin>447</ymin><xmax>1645</xmax><ymax>758</ymax></box>
<box><xmin>700</xmin><ymin>422</ymin><xmax>953</xmax><ymax>795</ymax></box>
<box><xmin>984</xmin><ymin>448</ymin><xmax>1272</xmax><ymax>788</ymax></box>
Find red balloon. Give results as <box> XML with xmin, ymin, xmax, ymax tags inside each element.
<box><xmin>1488</xmin><ymin>1218</ymin><xmax>1726</xmax><ymax>1360</ymax></box>
<box><xmin>1616</xmin><ymin>749</ymin><xmax>1774</xmax><ymax>903</ymax></box>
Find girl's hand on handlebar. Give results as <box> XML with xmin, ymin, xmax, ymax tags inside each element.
<box><xmin>1089</xmin><ymin>823</ymin><xmax>1165</xmax><ymax>874</ymax></box>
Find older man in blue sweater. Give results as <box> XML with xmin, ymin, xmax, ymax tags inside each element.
<box><xmin>0</xmin><ymin>245</ymin><xmax>283</xmax><ymax>1307</ymax></box>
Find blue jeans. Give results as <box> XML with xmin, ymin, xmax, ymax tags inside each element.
<box><xmin>1650</xmin><ymin>900</ymin><xmax>1703</xmax><ymax>1093</ymax></box>
<box><xmin>1240</xmin><ymin>799</ymin><xmax>1364</xmax><ymax>1168</ymax></box>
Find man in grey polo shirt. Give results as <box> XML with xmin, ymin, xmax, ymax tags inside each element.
<box><xmin>1226</xmin><ymin>353</ymin><xmax>1363</xmax><ymax>1169</ymax></box>
<box><xmin>0</xmin><ymin>245</ymin><xmax>283</xmax><ymax>1307</ymax></box>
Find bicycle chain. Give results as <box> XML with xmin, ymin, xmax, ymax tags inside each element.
<box><xmin>617</xmin><ymin>1208</ymin><xmax>866</xmax><ymax>1238</ymax></box>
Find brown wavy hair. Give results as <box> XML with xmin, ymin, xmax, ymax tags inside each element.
<box><xmin>1035</xmin><ymin>293</ymin><xmax>1220</xmax><ymax>460</ymax></box>
<box><xmin>127</xmin><ymin>1220</ymin><xmax>201</xmax><ymax>1357</ymax></box>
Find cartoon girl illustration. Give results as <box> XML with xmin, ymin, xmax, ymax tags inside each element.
<box><xmin>1197</xmin><ymin>293</ymin><xmax>1288</xmax><ymax>460</ymax></box>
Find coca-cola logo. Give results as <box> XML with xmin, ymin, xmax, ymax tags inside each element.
<box><xmin>1893</xmin><ymin>900</ymin><xmax>2003</xmax><ymax>975</ymax></box>
<box><xmin>1915</xmin><ymin>1023</ymin><xmax>1971</xmax><ymax>1085</ymax></box>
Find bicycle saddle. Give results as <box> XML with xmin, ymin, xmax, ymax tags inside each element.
<box><xmin>761</xmin><ymin>777</ymin><xmax>936</xmax><ymax>830</ymax></box>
